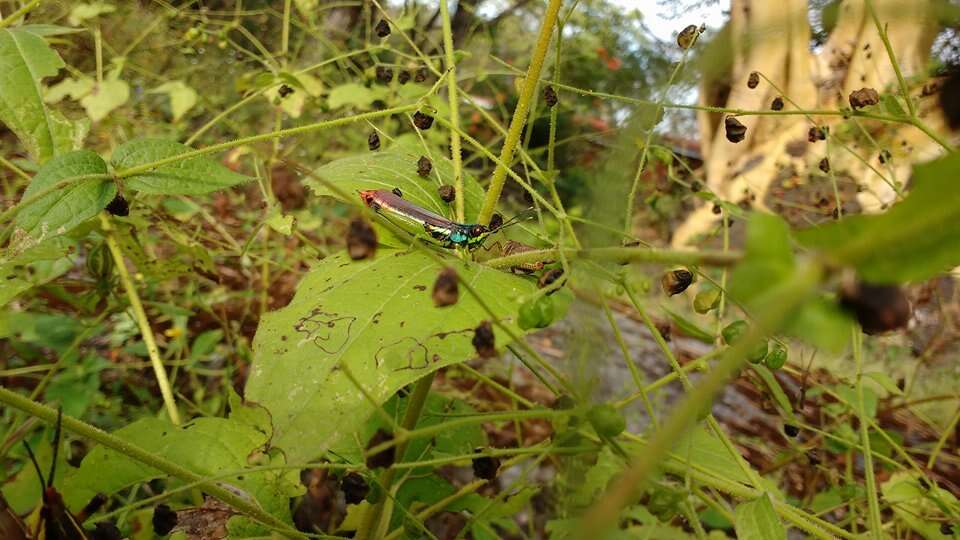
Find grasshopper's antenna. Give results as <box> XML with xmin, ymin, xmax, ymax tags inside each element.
<box><xmin>22</xmin><ymin>441</ymin><xmax>46</xmax><ymax>492</ymax></box>
<box><xmin>48</xmin><ymin>408</ymin><xmax>63</xmax><ymax>489</ymax></box>
<box><xmin>493</xmin><ymin>208</ymin><xmax>535</xmax><ymax>232</ymax></box>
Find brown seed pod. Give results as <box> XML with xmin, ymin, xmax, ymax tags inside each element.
<box><xmin>414</xmin><ymin>66</ymin><xmax>428</xmax><ymax>83</ymax></box>
<box><xmin>940</xmin><ymin>65</ymin><xmax>959</xmax><ymax>130</ymax></box>
<box><xmin>878</xmin><ymin>149</ymin><xmax>891</xmax><ymax>164</ymax></box>
<box><xmin>152</xmin><ymin>504</ymin><xmax>178</xmax><ymax>536</ymax></box>
<box><xmin>807</xmin><ymin>126</ymin><xmax>826</xmax><ymax>142</ymax></box>
<box><xmin>368</xmin><ymin>132</ymin><xmax>380</xmax><ymax>151</ymax></box>
<box><xmin>375</xmin><ymin>66</ymin><xmax>394</xmax><ymax>84</ymax></box>
<box><xmin>690</xmin><ymin>180</ymin><xmax>702</xmax><ymax>192</ymax></box>
<box><xmin>375</xmin><ymin>19</ymin><xmax>391</xmax><ymax>38</ymax></box>
<box><xmin>676</xmin><ymin>24</ymin><xmax>699</xmax><ymax>49</ymax></box>
<box><xmin>543</xmin><ymin>84</ymin><xmax>558</xmax><ymax>107</ymax></box>
<box><xmin>819</xmin><ymin>158</ymin><xmax>830</xmax><ymax>173</ymax></box>
<box><xmin>413</xmin><ymin>111</ymin><xmax>434</xmax><ymax>130</ymax></box>
<box><xmin>432</xmin><ymin>267</ymin><xmax>459</xmax><ymax>307</ymax></box>
<box><xmin>538</xmin><ymin>268</ymin><xmax>565</xmax><ymax>293</ymax></box>
<box><xmin>724</xmin><ymin>116</ymin><xmax>747</xmax><ymax>143</ymax></box>
<box><xmin>660</xmin><ymin>269</ymin><xmax>694</xmax><ymax>296</ymax></box>
<box><xmin>471</xmin><ymin>453</ymin><xmax>501</xmax><ymax>480</ymax></box>
<box><xmin>105</xmin><ymin>193</ymin><xmax>129</xmax><ymax>216</ymax></box>
<box><xmin>849</xmin><ymin>87</ymin><xmax>880</xmax><ymax>109</ymax></box>
<box><xmin>712</xmin><ymin>203</ymin><xmax>722</xmax><ymax>215</ymax></box>
<box><xmin>416</xmin><ymin>155</ymin><xmax>432</xmax><ymax>178</ymax></box>
<box><xmin>438</xmin><ymin>184</ymin><xmax>456</xmax><ymax>203</ymax></box>
<box><xmin>365</xmin><ymin>429</ymin><xmax>396</xmax><ymax>469</ymax></box>
<box><xmin>839</xmin><ymin>279</ymin><xmax>912</xmax><ymax>335</ymax></box>
<box><xmin>278</xmin><ymin>84</ymin><xmax>295</xmax><ymax>98</ymax></box>
<box><xmin>341</xmin><ymin>472</ymin><xmax>370</xmax><ymax>505</ymax></box>
<box><xmin>771</xmin><ymin>96</ymin><xmax>784</xmax><ymax>111</ymax></box>
<box><xmin>346</xmin><ymin>217</ymin><xmax>377</xmax><ymax>260</ymax></box>
<box><xmin>747</xmin><ymin>71</ymin><xmax>760</xmax><ymax>89</ymax></box>
<box><xmin>472</xmin><ymin>320</ymin><xmax>496</xmax><ymax>358</ymax></box>
<box><xmin>398</xmin><ymin>70</ymin><xmax>410</xmax><ymax>84</ymax></box>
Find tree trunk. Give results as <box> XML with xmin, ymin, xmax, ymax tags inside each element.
<box><xmin>673</xmin><ymin>0</ymin><xmax>948</xmax><ymax>247</ymax></box>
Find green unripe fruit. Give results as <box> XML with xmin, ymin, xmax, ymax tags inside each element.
<box><xmin>764</xmin><ymin>342</ymin><xmax>788</xmax><ymax>370</ymax></box>
<box><xmin>518</xmin><ymin>295</ymin><xmax>555</xmax><ymax>330</ymax></box>
<box><xmin>721</xmin><ymin>320</ymin><xmax>748</xmax><ymax>345</ymax></box>
<box><xmin>587</xmin><ymin>404</ymin><xmax>626</xmax><ymax>438</ymax></box>
<box><xmin>693</xmin><ymin>287</ymin><xmax>721</xmax><ymax>314</ymax></box>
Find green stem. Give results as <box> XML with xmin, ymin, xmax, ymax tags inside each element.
<box><xmin>355</xmin><ymin>372</ymin><xmax>436</xmax><ymax>540</ymax></box>
<box><xmin>853</xmin><ymin>329</ymin><xmax>883</xmax><ymax>538</ymax></box>
<box><xmin>0</xmin><ymin>386</ymin><xmax>303</xmax><ymax>538</ymax></box>
<box><xmin>485</xmin><ymin>246</ymin><xmax>741</xmax><ymax>270</ymax></box>
<box><xmin>439</xmin><ymin>0</ymin><xmax>465</xmax><ymax>222</ymax></box>
<box><xmin>573</xmin><ymin>262</ymin><xmax>822</xmax><ymax>538</ymax></box>
<box><xmin>476</xmin><ymin>0</ymin><xmax>563</xmax><ymax>225</ymax></box>
<box><xmin>0</xmin><ymin>0</ymin><xmax>42</xmax><ymax>29</ymax></box>
<box><xmin>100</xmin><ymin>213</ymin><xmax>181</xmax><ymax>425</ymax></box>
<box><xmin>114</xmin><ymin>105</ymin><xmax>418</xmax><ymax>178</ymax></box>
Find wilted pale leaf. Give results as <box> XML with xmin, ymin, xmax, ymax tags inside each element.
<box><xmin>80</xmin><ymin>78</ymin><xmax>129</xmax><ymax>122</ymax></box>
<box><xmin>150</xmin><ymin>80</ymin><xmax>198</xmax><ymax>122</ymax></box>
<box><xmin>67</xmin><ymin>2</ymin><xmax>116</xmax><ymax>26</ymax></box>
<box><xmin>327</xmin><ymin>82</ymin><xmax>388</xmax><ymax>110</ymax></box>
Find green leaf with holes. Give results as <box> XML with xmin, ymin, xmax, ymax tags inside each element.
<box><xmin>305</xmin><ymin>142</ymin><xmax>486</xmax><ymax>224</ymax></box>
<box><xmin>0</xmin><ymin>28</ymin><xmax>79</xmax><ymax>163</ymax></box>
<box><xmin>244</xmin><ymin>248</ymin><xmax>551</xmax><ymax>463</ymax></box>
<box><xmin>12</xmin><ymin>150</ymin><xmax>113</xmax><ymax>248</ymax></box>
<box><xmin>797</xmin><ymin>153</ymin><xmax>960</xmax><ymax>283</ymax></box>
<box><xmin>111</xmin><ymin>138</ymin><xmax>251</xmax><ymax>195</ymax></box>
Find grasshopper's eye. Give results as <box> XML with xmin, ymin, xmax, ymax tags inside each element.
<box><xmin>470</xmin><ymin>225</ymin><xmax>487</xmax><ymax>237</ymax></box>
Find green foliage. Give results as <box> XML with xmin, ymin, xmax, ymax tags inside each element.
<box><xmin>0</xmin><ymin>28</ymin><xmax>79</xmax><ymax>163</ymax></box>
<box><xmin>305</xmin><ymin>143</ymin><xmax>486</xmax><ymax>222</ymax></box>
<box><xmin>64</xmin><ymin>396</ymin><xmax>303</xmax><ymax>536</ymax></box>
<box><xmin>733</xmin><ymin>495</ymin><xmax>786</xmax><ymax>540</ymax></box>
<box><xmin>245</xmin><ymin>249</ymin><xmax>539</xmax><ymax>463</ymax></box>
<box><xmin>111</xmin><ymin>139</ymin><xmax>251</xmax><ymax>195</ymax></box>
<box><xmin>12</xmin><ymin>150</ymin><xmax>112</xmax><ymax>246</ymax></box>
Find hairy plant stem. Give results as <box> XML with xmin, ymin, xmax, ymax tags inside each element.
<box><xmin>439</xmin><ymin>0</ymin><xmax>465</xmax><ymax>222</ymax></box>
<box><xmin>99</xmin><ymin>213</ymin><xmax>181</xmax><ymax>425</ymax></box>
<box><xmin>0</xmin><ymin>0</ymin><xmax>41</xmax><ymax>28</ymax></box>
<box><xmin>0</xmin><ymin>386</ymin><xmax>303</xmax><ymax>537</ymax></box>
<box><xmin>485</xmin><ymin>246</ymin><xmax>741</xmax><ymax>269</ymax></box>
<box><xmin>476</xmin><ymin>0</ymin><xmax>563</xmax><ymax>225</ymax></box>
<box><xmin>853</xmin><ymin>329</ymin><xmax>883</xmax><ymax>538</ymax></box>
<box><xmin>355</xmin><ymin>372</ymin><xmax>436</xmax><ymax>540</ymax></box>
<box><xmin>574</xmin><ymin>262</ymin><xmax>823</xmax><ymax>538</ymax></box>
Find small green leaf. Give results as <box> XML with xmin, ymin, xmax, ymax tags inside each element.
<box><xmin>149</xmin><ymin>81</ymin><xmax>198</xmax><ymax>122</ymax></box>
<box><xmin>662</xmin><ymin>305</ymin><xmax>713</xmax><ymax>343</ymax></box>
<box><xmin>864</xmin><ymin>372</ymin><xmax>904</xmax><ymax>396</ymax></box>
<box><xmin>0</xmin><ymin>28</ymin><xmax>78</xmax><ymax>162</ymax></box>
<box><xmin>327</xmin><ymin>83</ymin><xmax>387</xmax><ymax>110</ymax></box>
<box><xmin>797</xmin><ymin>153</ymin><xmax>960</xmax><ymax>283</ymax></box>
<box><xmin>671</xmin><ymin>426</ymin><xmax>752</xmax><ymax>485</ymax></box>
<box><xmin>245</xmin><ymin>249</ymin><xmax>544</xmax><ymax>463</ymax></box>
<box><xmin>306</xmin><ymin>143</ymin><xmax>486</xmax><ymax>223</ymax></box>
<box><xmin>79</xmin><ymin>78</ymin><xmax>129</xmax><ymax>122</ymax></box>
<box><xmin>111</xmin><ymin>138</ymin><xmax>252</xmax><ymax>195</ymax></box>
<box><xmin>19</xmin><ymin>24</ymin><xmax>85</xmax><ymax>37</ymax></box>
<box><xmin>13</xmin><ymin>150</ymin><xmax>113</xmax><ymax>247</ymax></box>
<box><xmin>734</xmin><ymin>494</ymin><xmax>787</xmax><ymax>540</ymax></box>
<box><xmin>265</xmin><ymin>206</ymin><xmax>295</xmax><ymax>235</ymax></box>
<box><xmin>45</xmin><ymin>76</ymin><xmax>95</xmax><ymax>104</ymax></box>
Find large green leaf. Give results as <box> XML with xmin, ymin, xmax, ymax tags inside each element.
<box><xmin>734</xmin><ymin>494</ymin><xmax>786</xmax><ymax>540</ymax></box>
<box><xmin>305</xmin><ymin>144</ymin><xmax>486</xmax><ymax>224</ymax></box>
<box><xmin>111</xmin><ymin>138</ymin><xmax>251</xmax><ymax>195</ymax></box>
<box><xmin>0</xmin><ymin>28</ymin><xmax>78</xmax><ymax>162</ymax></box>
<box><xmin>245</xmin><ymin>249</ymin><xmax>539</xmax><ymax>463</ymax></box>
<box><xmin>729</xmin><ymin>213</ymin><xmax>851</xmax><ymax>352</ymax></box>
<box><xmin>670</xmin><ymin>425</ymin><xmax>752</xmax><ymax>485</ymax></box>
<box><xmin>12</xmin><ymin>150</ymin><xmax>113</xmax><ymax>246</ymax></box>
<box><xmin>797</xmin><ymin>153</ymin><xmax>960</xmax><ymax>283</ymax></box>
<box><xmin>64</xmin><ymin>395</ymin><xmax>302</xmax><ymax>536</ymax></box>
